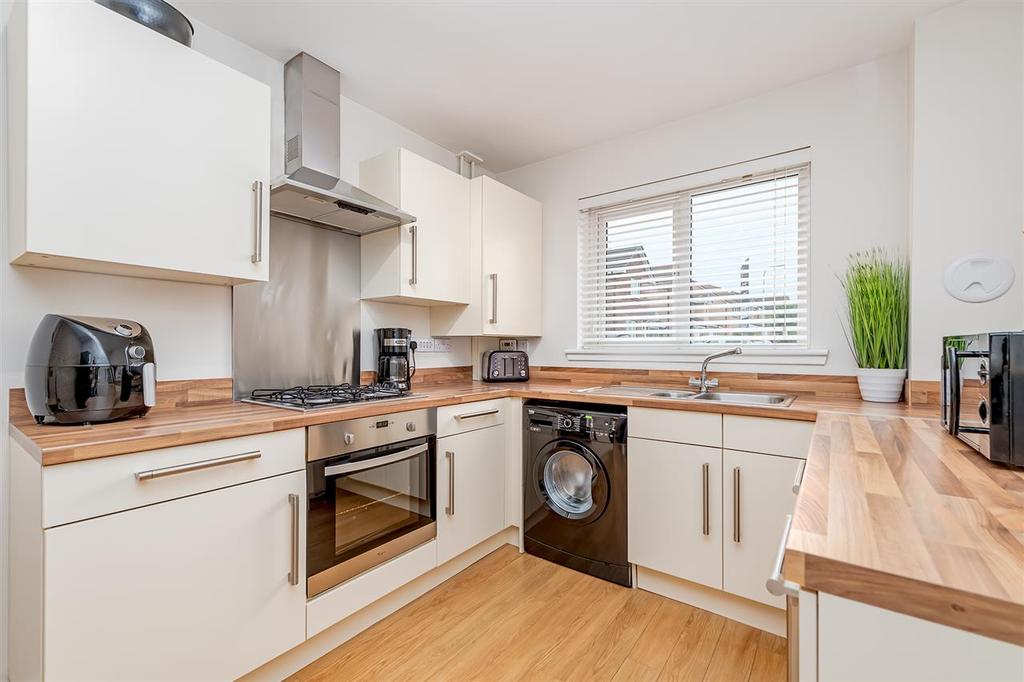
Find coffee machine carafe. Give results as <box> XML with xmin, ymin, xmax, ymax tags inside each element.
<box><xmin>375</xmin><ymin>328</ymin><xmax>417</xmax><ymax>390</ymax></box>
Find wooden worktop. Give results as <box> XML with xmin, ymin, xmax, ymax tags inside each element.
<box><xmin>784</xmin><ymin>412</ymin><xmax>1024</xmax><ymax>646</ymax></box>
<box><xmin>9</xmin><ymin>378</ymin><xmax>934</xmax><ymax>466</ymax></box>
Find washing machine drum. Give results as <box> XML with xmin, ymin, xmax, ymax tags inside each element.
<box><xmin>534</xmin><ymin>440</ymin><xmax>609</xmax><ymax>521</ymax></box>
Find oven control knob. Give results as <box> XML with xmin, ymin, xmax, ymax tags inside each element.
<box><xmin>978</xmin><ymin>399</ymin><xmax>989</xmax><ymax>425</ymax></box>
<box><xmin>406</xmin><ymin>422</ymin><xmax>416</xmax><ymax>432</ymax></box>
<box><xmin>343</xmin><ymin>433</ymin><xmax>355</xmax><ymax>445</ymax></box>
<box><xmin>127</xmin><ymin>345</ymin><xmax>146</xmax><ymax>360</ymax></box>
<box><xmin>978</xmin><ymin>361</ymin><xmax>989</xmax><ymax>385</ymax></box>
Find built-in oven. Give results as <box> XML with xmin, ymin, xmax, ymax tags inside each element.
<box><xmin>306</xmin><ymin>409</ymin><xmax>437</xmax><ymax>597</ymax></box>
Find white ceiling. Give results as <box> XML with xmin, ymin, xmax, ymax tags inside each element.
<box><xmin>179</xmin><ymin>1</ymin><xmax>948</xmax><ymax>172</ymax></box>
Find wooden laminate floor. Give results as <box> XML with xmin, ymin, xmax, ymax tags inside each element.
<box><xmin>290</xmin><ymin>546</ymin><xmax>786</xmax><ymax>682</ymax></box>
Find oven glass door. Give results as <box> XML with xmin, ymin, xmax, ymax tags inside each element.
<box><xmin>307</xmin><ymin>436</ymin><xmax>435</xmax><ymax>596</ymax></box>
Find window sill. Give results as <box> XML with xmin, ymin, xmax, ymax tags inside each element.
<box><xmin>563</xmin><ymin>347</ymin><xmax>830</xmax><ymax>366</ymax></box>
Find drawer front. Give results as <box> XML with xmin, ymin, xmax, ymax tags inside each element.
<box><xmin>43</xmin><ymin>429</ymin><xmax>305</xmax><ymax>527</ymax></box>
<box><xmin>628</xmin><ymin>407</ymin><xmax>722</xmax><ymax>447</ymax></box>
<box><xmin>723</xmin><ymin>415</ymin><xmax>814</xmax><ymax>458</ymax></box>
<box><xmin>437</xmin><ymin>398</ymin><xmax>506</xmax><ymax>438</ymax></box>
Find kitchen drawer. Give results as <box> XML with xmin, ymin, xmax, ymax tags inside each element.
<box><xmin>437</xmin><ymin>399</ymin><xmax>506</xmax><ymax>438</ymax></box>
<box><xmin>723</xmin><ymin>415</ymin><xmax>813</xmax><ymax>459</ymax></box>
<box><xmin>628</xmin><ymin>407</ymin><xmax>722</xmax><ymax>447</ymax></box>
<box><xmin>43</xmin><ymin>430</ymin><xmax>305</xmax><ymax>528</ymax></box>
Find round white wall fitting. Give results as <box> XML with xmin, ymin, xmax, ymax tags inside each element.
<box><xmin>942</xmin><ymin>255</ymin><xmax>1015</xmax><ymax>303</ymax></box>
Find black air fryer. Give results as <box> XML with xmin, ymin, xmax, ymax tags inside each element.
<box><xmin>25</xmin><ymin>315</ymin><xmax>157</xmax><ymax>425</ymax></box>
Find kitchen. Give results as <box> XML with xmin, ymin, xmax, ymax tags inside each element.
<box><xmin>2</xmin><ymin>1</ymin><xmax>1023</xmax><ymax>681</ymax></box>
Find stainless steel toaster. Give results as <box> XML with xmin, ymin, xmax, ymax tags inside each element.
<box><xmin>482</xmin><ymin>350</ymin><xmax>529</xmax><ymax>382</ymax></box>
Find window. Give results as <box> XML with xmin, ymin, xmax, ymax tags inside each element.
<box><xmin>578</xmin><ymin>163</ymin><xmax>809</xmax><ymax>350</ymax></box>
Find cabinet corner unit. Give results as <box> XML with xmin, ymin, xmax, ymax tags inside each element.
<box><xmin>430</xmin><ymin>175</ymin><xmax>543</xmax><ymax>337</ymax></box>
<box><xmin>7</xmin><ymin>0</ymin><xmax>272</xmax><ymax>285</ymax></box>
<box><xmin>359</xmin><ymin>148</ymin><xmax>472</xmax><ymax>305</ymax></box>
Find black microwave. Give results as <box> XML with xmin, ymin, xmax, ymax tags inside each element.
<box><xmin>941</xmin><ymin>332</ymin><xmax>1024</xmax><ymax>468</ymax></box>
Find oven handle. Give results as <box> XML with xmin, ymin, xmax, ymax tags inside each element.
<box><xmin>945</xmin><ymin>347</ymin><xmax>990</xmax><ymax>436</ymax></box>
<box><xmin>324</xmin><ymin>443</ymin><xmax>429</xmax><ymax>476</ymax></box>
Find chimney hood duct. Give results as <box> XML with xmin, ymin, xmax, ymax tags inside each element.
<box><xmin>270</xmin><ymin>53</ymin><xmax>414</xmax><ymax>234</ymax></box>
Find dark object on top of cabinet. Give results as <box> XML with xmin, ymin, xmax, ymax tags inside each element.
<box><xmin>942</xmin><ymin>331</ymin><xmax>1024</xmax><ymax>468</ymax></box>
<box><xmin>94</xmin><ymin>0</ymin><xmax>194</xmax><ymax>47</ymax></box>
<box><xmin>482</xmin><ymin>350</ymin><xmax>529</xmax><ymax>382</ymax></box>
<box><xmin>25</xmin><ymin>315</ymin><xmax>157</xmax><ymax>425</ymax></box>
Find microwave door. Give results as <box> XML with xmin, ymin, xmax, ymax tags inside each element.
<box><xmin>947</xmin><ymin>345</ymin><xmax>991</xmax><ymax>454</ymax></box>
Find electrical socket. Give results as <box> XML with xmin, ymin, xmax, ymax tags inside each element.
<box><xmin>413</xmin><ymin>337</ymin><xmax>434</xmax><ymax>352</ymax></box>
<box><xmin>498</xmin><ymin>338</ymin><xmax>517</xmax><ymax>351</ymax></box>
<box><xmin>434</xmin><ymin>337</ymin><xmax>452</xmax><ymax>353</ymax></box>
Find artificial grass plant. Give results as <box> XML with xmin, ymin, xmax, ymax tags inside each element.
<box><xmin>840</xmin><ymin>248</ymin><xmax>909</xmax><ymax>370</ymax></box>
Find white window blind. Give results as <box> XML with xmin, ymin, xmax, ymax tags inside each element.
<box><xmin>578</xmin><ymin>163</ymin><xmax>810</xmax><ymax>349</ymax></box>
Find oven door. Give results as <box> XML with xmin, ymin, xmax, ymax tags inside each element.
<box><xmin>942</xmin><ymin>334</ymin><xmax>991</xmax><ymax>455</ymax></box>
<box><xmin>307</xmin><ymin>436</ymin><xmax>436</xmax><ymax>597</ymax></box>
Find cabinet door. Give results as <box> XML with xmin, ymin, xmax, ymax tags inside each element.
<box><xmin>398</xmin><ymin>150</ymin><xmax>471</xmax><ymax>303</ymax></box>
<box><xmin>480</xmin><ymin>177</ymin><xmax>543</xmax><ymax>336</ymax></box>
<box><xmin>436</xmin><ymin>424</ymin><xmax>507</xmax><ymax>564</ymax></box>
<box><xmin>628</xmin><ymin>437</ymin><xmax>723</xmax><ymax>589</ymax></box>
<box><xmin>723</xmin><ymin>449</ymin><xmax>801</xmax><ymax>608</ymax></box>
<box><xmin>17</xmin><ymin>2</ymin><xmax>271</xmax><ymax>284</ymax></box>
<box><xmin>43</xmin><ymin>471</ymin><xmax>305</xmax><ymax>681</ymax></box>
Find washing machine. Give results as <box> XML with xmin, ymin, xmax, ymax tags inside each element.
<box><xmin>523</xmin><ymin>401</ymin><xmax>630</xmax><ymax>586</ymax></box>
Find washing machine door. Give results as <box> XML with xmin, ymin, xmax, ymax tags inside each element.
<box><xmin>533</xmin><ymin>439</ymin><xmax>609</xmax><ymax>523</ymax></box>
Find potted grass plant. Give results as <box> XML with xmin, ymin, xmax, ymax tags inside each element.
<box><xmin>840</xmin><ymin>249</ymin><xmax>910</xmax><ymax>402</ymax></box>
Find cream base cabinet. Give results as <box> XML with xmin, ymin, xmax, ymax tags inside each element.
<box><xmin>360</xmin><ymin>149</ymin><xmax>470</xmax><ymax>305</ymax></box>
<box><xmin>431</xmin><ymin>176</ymin><xmax>543</xmax><ymax>336</ymax></box>
<box><xmin>723</xmin><ymin>449</ymin><xmax>801</xmax><ymax>608</ymax></box>
<box><xmin>8</xmin><ymin>0</ymin><xmax>271</xmax><ymax>285</ymax></box>
<box><xmin>628</xmin><ymin>438</ymin><xmax>723</xmax><ymax>589</ymax></box>
<box><xmin>436</xmin><ymin>424</ymin><xmax>507</xmax><ymax>564</ymax></box>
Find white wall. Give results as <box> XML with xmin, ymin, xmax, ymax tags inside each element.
<box><xmin>498</xmin><ymin>51</ymin><xmax>911</xmax><ymax>375</ymax></box>
<box><xmin>909</xmin><ymin>1</ymin><xmax>1023</xmax><ymax>380</ymax></box>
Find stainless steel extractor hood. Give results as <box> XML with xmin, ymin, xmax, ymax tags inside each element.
<box><xmin>270</xmin><ymin>53</ymin><xmax>414</xmax><ymax>234</ymax></box>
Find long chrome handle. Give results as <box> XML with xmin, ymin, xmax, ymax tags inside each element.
<box><xmin>324</xmin><ymin>443</ymin><xmax>428</xmax><ymax>477</ymax></box>
<box><xmin>445</xmin><ymin>451</ymin><xmax>455</xmax><ymax>516</ymax></box>
<box><xmin>288</xmin><ymin>493</ymin><xmax>300</xmax><ymax>586</ymax></box>
<box><xmin>141</xmin><ymin>362</ymin><xmax>157</xmax><ymax>408</ymax></box>
<box><xmin>792</xmin><ymin>460</ymin><xmax>806</xmax><ymax>494</ymax></box>
<box><xmin>455</xmin><ymin>408</ymin><xmax>500</xmax><ymax>420</ymax></box>
<box><xmin>251</xmin><ymin>180</ymin><xmax>264</xmax><ymax>264</ymax></box>
<box><xmin>408</xmin><ymin>224</ymin><xmax>418</xmax><ymax>285</ymax></box>
<box><xmin>766</xmin><ymin>514</ymin><xmax>800</xmax><ymax>598</ymax></box>
<box><xmin>135</xmin><ymin>450</ymin><xmax>261</xmax><ymax>481</ymax></box>
<box><xmin>489</xmin><ymin>273</ymin><xmax>498</xmax><ymax>324</ymax></box>
<box><xmin>732</xmin><ymin>466</ymin><xmax>741</xmax><ymax>543</ymax></box>
<box><xmin>701</xmin><ymin>462</ymin><xmax>710</xmax><ymax>536</ymax></box>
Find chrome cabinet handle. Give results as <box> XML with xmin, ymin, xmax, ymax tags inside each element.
<box><xmin>732</xmin><ymin>466</ymin><xmax>741</xmax><ymax>543</ymax></box>
<box><xmin>445</xmin><ymin>451</ymin><xmax>455</xmax><ymax>516</ymax></box>
<box><xmin>766</xmin><ymin>514</ymin><xmax>799</xmax><ymax>598</ymax></box>
<box><xmin>455</xmin><ymin>408</ymin><xmax>500</xmax><ymax>420</ymax></box>
<box><xmin>324</xmin><ymin>443</ymin><xmax>428</xmax><ymax>477</ymax></box>
<box><xmin>134</xmin><ymin>450</ymin><xmax>261</xmax><ymax>481</ymax></box>
<box><xmin>288</xmin><ymin>493</ymin><xmax>300</xmax><ymax>586</ymax></box>
<box><xmin>701</xmin><ymin>462</ymin><xmax>710</xmax><ymax>536</ymax></box>
<box><xmin>489</xmin><ymin>273</ymin><xmax>498</xmax><ymax>324</ymax></box>
<box><xmin>792</xmin><ymin>460</ymin><xmax>806</xmax><ymax>494</ymax></box>
<box><xmin>408</xmin><ymin>224</ymin><xmax>418</xmax><ymax>285</ymax></box>
<box><xmin>251</xmin><ymin>180</ymin><xmax>264</xmax><ymax>264</ymax></box>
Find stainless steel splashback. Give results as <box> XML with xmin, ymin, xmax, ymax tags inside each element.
<box><xmin>232</xmin><ymin>216</ymin><xmax>360</xmax><ymax>399</ymax></box>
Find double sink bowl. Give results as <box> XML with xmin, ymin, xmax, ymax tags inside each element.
<box><xmin>572</xmin><ymin>385</ymin><xmax>795</xmax><ymax>407</ymax></box>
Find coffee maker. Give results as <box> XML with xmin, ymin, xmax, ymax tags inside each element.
<box><xmin>375</xmin><ymin>328</ymin><xmax>417</xmax><ymax>390</ymax></box>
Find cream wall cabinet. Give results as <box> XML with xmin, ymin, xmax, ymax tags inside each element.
<box><xmin>628</xmin><ymin>438</ymin><xmax>723</xmax><ymax>589</ymax></box>
<box><xmin>7</xmin><ymin>1</ymin><xmax>271</xmax><ymax>285</ymax></box>
<box><xmin>9</xmin><ymin>431</ymin><xmax>307</xmax><ymax>682</ymax></box>
<box><xmin>430</xmin><ymin>176</ymin><xmax>543</xmax><ymax>336</ymax></box>
<box><xmin>723</xmin><ymin>449</ymin><xmax>801</xmax><ymax>608</ymax></box>
<box><xmin>436</xmin><ymin>420</ymin><xmax>507</xmax><ymax>564</ymax></box>
<box><xmin>360</xmin><ymin>148</ymin><xmax>471</xmax><ymax>305</ymax></box>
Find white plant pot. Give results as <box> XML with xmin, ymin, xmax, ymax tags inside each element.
<box><xmin>856</xmin><ymin>368</ymin><xmax>907</xmax><ymax>403</ymax></box>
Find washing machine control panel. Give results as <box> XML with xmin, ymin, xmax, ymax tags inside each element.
<box><xmin>528</xmin><ymin>407</ymin><xmax>626</xmax><ymax>443</ymax></box>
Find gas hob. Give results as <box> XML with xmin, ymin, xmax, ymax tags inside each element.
<box><xmin>243</xmin><ymin>383</ymin><xmax>419</xmax><ymax>411</ymax></box>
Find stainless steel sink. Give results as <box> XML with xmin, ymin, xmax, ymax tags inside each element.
<box><xmin>572</xmin><ymin>385</ymin><xmax>696</xmax><ymax>399</ymax></box>
<box><xmin>690</xmin><ymin>391</ymin><xmax>795</xmax><ymax>407</ymax></box>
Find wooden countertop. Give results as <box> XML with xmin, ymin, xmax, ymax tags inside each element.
<box><xmin>784</xmin><ymin>412</ymin><xmax>1024</xmax><ymax>646</ymax></box>
<box><xmin>9</xmin><ymin>380</ymin><xmax>934</xmax><ymax>466</ymax></box>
